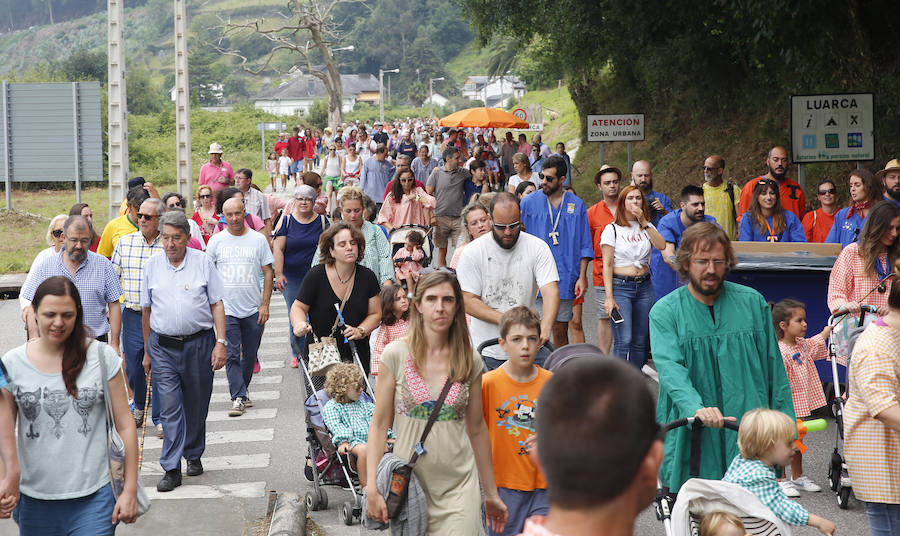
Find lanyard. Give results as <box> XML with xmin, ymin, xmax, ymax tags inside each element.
<box><xmin>546</xmin><ymin>196</ymin><xmax>562</xmax><ymax>245</ymax></box>
<box><xmin>763</xmin><ymin>216</ymin><xmax>778</xmax><ymax>242</ymax></box>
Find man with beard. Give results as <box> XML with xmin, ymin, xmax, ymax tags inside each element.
<box><xmin>877</xmin><ymin>159</ymin><xmax>900</xmax><ymax>208</ymax></box>
<box><xmin>649</xmin><ymin>222</ymin><xmax>794</xmax><ymax>493</ymax></box>
<box><xmin>654</xmin><ymin>185</ymin><xmax>718</xmax><ymax>299</ymax></box>
<box><xmin>520</xmin><ymin>155</ymin><xmax>593</xmax><ymax>347</ymax></box>
<box><xmin>701</xmin><ymin>155</ymin><xmax>740</xmax><ymax>240</ymax></box>
<box><xmin>738</xmin><ymin>146</ymin><xmax>806</xmax><ymax>220</ymax></box>
<box><xmin>457</xmin><ymin>193</ymin><xmax>560</xmax><ymax>369</ymax></box>
<box><xmin>23</xmin><ymin>215</ymin><xmax>123</xmax><ymax>346</ymax></box>
<box><xmin>588</xmin><ymin>165</ymin><xmax>622</xmax><ymax>353</ymax></box>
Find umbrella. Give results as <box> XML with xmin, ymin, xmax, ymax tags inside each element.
<box><xmin>438</xmin><ymin>107</ymin><xmax>529</xmax><ymax>128</ymax></box>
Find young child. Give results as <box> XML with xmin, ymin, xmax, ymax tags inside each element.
<box><xmin>699</xmin><ymin>511</ymin><xmax>748</xmax><ymax>536</ymax></box>
<box><xmin>278</xmin><ymin>148</ymin><xmax>292</xmax><ymax>191</ymax></box>
<box><xmin>393</xmin><ymin>230</ymin><xmax>425</xmax><ymax>293</ymax></box>
<box><xmin>266</xmin><ymin>151</ymin><xmax>278</xmax><ymax>192</ymax></box>
<box><xmin>371</xmin><ymin>285</ymin><xmax>410</xmax><ymax>378</ymax></box>
<box><xmin>771</xmin><ymin>299</ymin><xmax>832</xmax><ymax>496</ymax></box>
<box><xmin>482</xmin><ymin>306</ymin><xmax>553</xmax><ymax>536</ymax></box>
<box><xmin>723</xmin><ymin>409</ymin><xmax>836</xmax><ymax>535</ymax></box>
<box><xmin>321</xmin><ymin>363</ymin><xmax>374</xmax><ymax>486</ymax></box>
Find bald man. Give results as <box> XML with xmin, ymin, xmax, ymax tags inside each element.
<box><xmin>737</xmin><ymin>146</ymin><xmax>806</xmax><ymax>220</ymax></box>
<box><xmin>631</xmin><ymin>161</ymin><xmax>674</xmax><ymax>303</ymax></box>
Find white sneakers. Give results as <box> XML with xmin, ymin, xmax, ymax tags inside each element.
<box><xmin>228</xmin><ymin>398</ymin><xmax>246</xmax><ymax>417</ymax></box>
<box><xmin>779</xmin><ymin>479</ymin><xmax>801</xmax><ymax>497</ymax></box>
<box><xmin>791</xmin><ymin>475</ymin><xmax>823</xmax><ymax>492</ymax></box>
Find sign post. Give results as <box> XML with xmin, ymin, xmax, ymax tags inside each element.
<box><xmin>587</xmin><ymin>114</ymin><xmax>645</xmax><ymax>171</ymax></box>
<box><xmin>257</xmin><ymin>122</ymin><xmax>286</xmax><ymax>173</ymax></box>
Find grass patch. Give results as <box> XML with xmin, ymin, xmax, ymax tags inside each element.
<box><xmin>444</xmin><ymin>41</ymin><xmax>495</xmax><ymax>85</ymax></box>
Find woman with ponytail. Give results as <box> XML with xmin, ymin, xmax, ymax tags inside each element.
<box><xmin>0</xmin><ymin>276</ymin><xmax>139</xmax><ymax>534</ymax></box>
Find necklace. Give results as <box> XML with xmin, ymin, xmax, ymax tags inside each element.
<box><xmin>546</xmin><ymin>195</ymin><xmax>562</xmax><ymax>245</ymax></box>
<box><xmin>334</xmin><ymin>265</ymin><xmax>353</xmax><ymax>284</ymax></box>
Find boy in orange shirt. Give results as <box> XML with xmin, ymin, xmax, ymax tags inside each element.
<box><xmin>483</xmin><ymin>306</ymin><xmax>554</xmax><ymax>536</ymax></box>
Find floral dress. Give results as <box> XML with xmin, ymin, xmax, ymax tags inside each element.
<box><xmin>380</xmin><ymin>340</ymin><xmax>484</xmax><ymax>535</ymax></box>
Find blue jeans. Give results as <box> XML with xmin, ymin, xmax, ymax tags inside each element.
<box><xmin>865</xmin><ymin>501</ymin><xmax>900</xmax><ymax>536</ymax></box>
<box><xmin>282</xmin><ymin>276</ymin><xmax>307</xmax><ymax>358</ymax></box>
<box><xmin>122</xmin><ymin>308</ymin><xmax>160</xmax><ymax>424</ymax></box>
<box><xmin>225</xmin><ymin>313</ymin><xmax>263</xmax><ymax>400</ymax></box>
<box><xmin>14</xmin><ymin>484</ymin><xmax>117</xmax><ymax>535</ymax></box>
<box><xmin>610</xmin><ymin>277</ymin><xmax>655</xmax><ymax>368</ymax></box>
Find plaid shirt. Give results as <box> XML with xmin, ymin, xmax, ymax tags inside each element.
<box><xmin>723</xmin><ymin>455</ymin><xmax>809</xmax><ymax>526</ymax></box>
<box><xmin>778</xmin><ymin>335</ymin><xmax>828</xmax><ymax>418</ymax></box>
<box><xmin>111</xmin><ymin>231</ymin><xmax>163</xmax><ymax>311</ymax></box>
<box><xmin>845</xmin><ymin>320</ymin><xmax>900</xmax><ymax>504</ymax></box>
<box><xmin>322</xmin><ymin>398</ymin><xmax>375</xmax><ymax>448</ymax></box>
<box><xmin>371</xmin><ymin>319</ymin><xmax>409</xmax><ymax>376</ymax></box>
<box><xmin>827</xmin><ymin>242</ymin><xmax>890</xmax><ymax>314</ymax></box>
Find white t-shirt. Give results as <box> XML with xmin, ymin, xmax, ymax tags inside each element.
<box><xmin>206</xmin><ymin>230</ymin><xmax>274</xmax><ymax>318</ymax></box>
<box><xmin>599</xmin><ymin>221</ymin><xmax>654</xmax><ymax>269</ymax></box>
<box><xmin>456</xmin><ymin>232</ymin><xmax>559</xmax><ymax>359</ymax></box>
<box><xmin>507</xmin><ymin>173</ymin><xmax>536</xmax><ymax>192</ymax></box>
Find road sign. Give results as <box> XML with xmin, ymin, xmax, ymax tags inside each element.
<box><xmin>586</xmin><ymin>114</ymin><xmax>645</xmax><ymax>142</ymax></box>
<box><xmin>790</xmin><ymin>93</ymin><xmax>874</xmax><ymax>163</ymax></box>
<box><xmin>257</xmin><ymin>122</ymin><xmax>286</xmax><ymax>131</ymax></box>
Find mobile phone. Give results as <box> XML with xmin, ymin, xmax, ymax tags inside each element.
<box><xmin>610</xmin><ymin>307</ymin><xmax>624</xmax><ymax>324</ymax></box>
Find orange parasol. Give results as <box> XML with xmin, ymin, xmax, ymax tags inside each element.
<box><xmin>438</xmin><ymin>107</ymin><xmax>529</xmax><ymax>128</ymax></box>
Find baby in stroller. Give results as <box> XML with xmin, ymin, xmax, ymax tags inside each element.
<box><xmin>321</xmin><ymin>363</ymin><xmax>380</xmax><ymax>486</ymax></box>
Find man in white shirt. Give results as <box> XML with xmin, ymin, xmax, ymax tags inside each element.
<box><xmin>457</xmin><ymin>192</ymin><xmax>560</xmax><ymax>370</ymax></box>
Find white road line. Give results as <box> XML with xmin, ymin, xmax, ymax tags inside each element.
<box><xmin>213</xmin><ymin>375</ymin><xmax>282</xmax><ymax>386</ymax></box>
<box><xmin>141</xmin><ymin>453</ymin><xmax>270</xmax><ymax>476</ymax></box>
<box><xmin>210</xmin><ymin>390</ymin><xmax>280</xmax><ymax>403</ymax></box>
<box><xmin>214</xmin><ymin>360</ymin><xmax>284</xmax><ymax>373</ymax></box>
<box><xmin>142</xmin><ymin>428</ymin><xmax>275</xmax><ymax>450</ymax></box>
<box><xmin>206</xmin><ymin>407</ymin><xmax>277</xmax><ymax>422</ymax></box>
<box><xmin>145</xmin><ymin>481</ymin><xmax>267</xmax><ymax>500</ymax></box>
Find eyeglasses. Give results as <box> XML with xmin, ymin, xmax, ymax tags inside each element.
<box><xmin>51</xmin><ymin>229</ymin><xmax>64</xmax><ymax>237</ymax></box>
<box><xmin>492</xmin><ymin>221</ymin><xmax>521</xmax><ymax>231</ymax></box>
<box><xmin>692</xmin><ymin>258</ymin><xmax>728</xmax><ymax>268</ymax></box>
<box><xmin>137</xmin><ymin>213</ymin><xmax>158</xmax><ymax>220</ymax></box>
<box><xmin>702</xmin><ymin>166</ymin><xmax>721</xmax><ymax>172</ymax></box>
<box><xmin>295</xmin><ymin>197</ymin><xmax>314</xmax><ymax>203</ymax></box>
<box><xmin>538</xmin><ymin>173</ymin><xmax>558</xmax><ymax>182</ymax></box>
<box><xmin>66</xmin><ymin>237</ymin><xmax>92</xmax><ymax>246</ymax></box>
<box><xmin>818</xmin><ymin>188</ymin><xmax>836</xmax><ymax>195</ymax></box>
<box><xmin>199</xmin><ymin>194</ymin><xmax>212</xmax><ymax>199</ymax></box>
<box><xmin>167</xmin><ymin>202</ymin><xmax>183</xmax><ymax>208</ymax></box>
<box><xmin>399</xmin><ymin>178</ymin><xmax>414</xmax><ymax>183</ymax></box>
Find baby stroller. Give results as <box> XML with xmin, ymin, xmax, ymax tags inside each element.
<box><xmin>299</xmin><ymin>306</ymin><xmax>375</xmax><ymax>526</ymax></box>
<box><xmin>826</xmin><ymin>303</ymin><xmax>876</xmax><ymax>509</ymax></box>
<box><xmin>389</xmin><ymin>223</ymin><xmax>434</xmax><ymax>267</ymax></box>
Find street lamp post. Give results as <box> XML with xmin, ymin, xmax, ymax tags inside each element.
<box><xmin>379</xmin><ymin>68</ymin><xmax>399</xmax><ymax>123</ymax></box>
<box><xmin>429</xmin><ymin>76</ymin><xmax>445</xmax><ymax>119</ymax></box>
<box><xmin>331</xmin><ymin>45</ymin><xmax>354</xmax><ymax>53</ymax></box>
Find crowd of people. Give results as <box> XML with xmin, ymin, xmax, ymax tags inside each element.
<box><xmin>1</xmin><ymin>114</ymin><xmax>900</xmax><ymax>536</ymax></box>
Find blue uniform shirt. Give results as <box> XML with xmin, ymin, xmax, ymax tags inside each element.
<box><xmin>140</xmin><ymin>248</ymin><xmax>225</xmax><ymax>336</ymax></box>
<box><xmin>520</xmin><ymin>190</ymin><xmax>594</xmax><ymax>300</ymax></box>
<box><xmin>653</xmin><ymin>210</ymin><xmax>718</xmax><ymax>299</ymax></box>
<box><xmin>738</xmin><ymin>211</ymin><xmax>807</xmax><ymax>242</ymax></box>
<box><xmin>826</xmin><ymin>206</ymin><xmax>865</xmax><ymax>248</ymax></box>
<box><xmin>647</xmin><ymin>191</ymin><xmax>675</xmax><ymax>300</ymax></box>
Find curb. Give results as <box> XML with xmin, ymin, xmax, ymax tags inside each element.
<box><xmin>268</xmin><ymin>492</ymin><xmax>307</xmax><ymax>536</ymax></box>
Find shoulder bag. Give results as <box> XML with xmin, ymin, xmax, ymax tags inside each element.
<box><xmin>97</xmin><ymin>343</ymin><xmax>151</xmax><ymax>516</ymax></box>
<box><xmin>308</xmin><ymin>268</ymin><xmax>355</xmax><ymax>375</ymax></box>
<box><xmin>384</xmin><ymin>378</ymin><xmax>452</xmax><ymax>519</ymax></box>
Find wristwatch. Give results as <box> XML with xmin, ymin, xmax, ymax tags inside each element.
<box><xmin>216</xmin><ymin>338</ymin><xmax>228</xmax><ymax>347</ymax></box>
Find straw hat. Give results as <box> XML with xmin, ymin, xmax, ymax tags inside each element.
<box><xmin>596</xmin><ymin>163</ymin><xmax>622</xmax><ymax>180</ymax></box>
<box><xmin>208</xmin><ymin>142</ymin><xmax>224</xmax><ymax>154</ymax></box>
<box><xmin>876</xmin><ymin>159</ymin><xmax>900</xmax><ymax>179</ymax></box>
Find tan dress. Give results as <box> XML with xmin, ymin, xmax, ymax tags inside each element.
<box><xmin>381</xmin><ymin>340</ymin><xmax>484</xmax><ymax>535</ymax></box>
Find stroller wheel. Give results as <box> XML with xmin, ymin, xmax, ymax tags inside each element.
<box><xmin>837</xmin><ymin>486</ymin><xmax>852</xmax><ymax>509</ymax></box>
<box><xmin>318</xmin><ymin>488</ymin><xmax>329</xmax><ymax>510</ymax></box>
<box><xmin>305</xmin><ymin>491</ymin><xmax>320</xmax><ymax>511</ymax></box>
<box><xmin>341</xmin><ymin>501</ymin><xmax>354</xmax><ymax>525</ymax></box>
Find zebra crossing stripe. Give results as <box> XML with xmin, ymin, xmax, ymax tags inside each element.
<box><xmin>210</xmin><ymin>390</ymin><xmax>280</xmax><ymax>403</ymax></box>
<box><xmin>206</xmin><ymin>408</ymin><xmax>277</xmax><ymax>422</ymax></box>
<box><xmin>144</xmin><ymin>481</ymin><xmax>267</xmax><ymax>500</ymax></box>
<box><xmin>141</xmin><ymin>453</ymin><xmax>270</xmax><ymax>476</ymax></box>
<box><xmin>142</xmin><ymin>428</ymin><xmax>275</xmax><ymax>450</ymax></box>
<box><xmin>213</xmin><ymin>375</ymin><xmax>282</xmax><ymax>386</ymax></box>
<box><xmin>214</xmin><ymin>360</ymin><xmax>284</xmax><ymax>373</ymax></box>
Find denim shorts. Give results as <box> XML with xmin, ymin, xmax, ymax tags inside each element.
<box><xmin>14</xmin><ymin>484</ymin><xmax>117</xmax><ymax>536</ymax></box>
<box><xmin>535</xmin><ymin>297</ymin><xmax>574</xmax><ymax>322</ymax></box>
<box><xmin>592</xmin><ymin>285</ymin><xmax>609</xmax><ymax>319</ymax></box>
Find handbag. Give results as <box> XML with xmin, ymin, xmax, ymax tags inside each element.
<box><xmin>308</xmin><ymin>268</ymin><xmax>356</xmax><ymax>375</ymax></box>
<box><xmin>384</xmin><ymin>378</ymin><xmax>453</xmax><ymax>519</ymax></box>
<box><xmin>97</xmin><ymin>343</ymin><xmax>151</xmax><ymax>516</ymax></box>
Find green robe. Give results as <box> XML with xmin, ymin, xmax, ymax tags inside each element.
<box><xmin>649</xmin><ymin>281</ymin><xmax>794</xmax><ymax>492</ymax></box>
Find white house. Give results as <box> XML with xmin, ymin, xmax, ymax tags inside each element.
<box><xmin>252</xmin><ymin>72</ymin><xmax>380</xmax><ymax>116</ymax></box>
<box><xmin>423</xmin><ymin>92</ymin><xmax>449</xmax><ymax>107</ymax></box>
<box><xmin>461</xmin><ymin>75</ymin><xmax>526</xmax><ymax>107</ymax></box>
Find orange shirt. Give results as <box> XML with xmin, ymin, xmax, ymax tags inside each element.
<box><xmin>801</xmin><ymin>208</ymin><xmax>836</xmax><ymax>243</ymax></box>
<box><xmin>482</xmin><ymin>366</ymin><xmax>552</xmax><ymax>491</ymax></box>
<box><xmin>587</xmin><ymin>201</ymin><xmax>616</xmax><ymax>286</ymax></box>
<box><xmin>738</xmin><ymin>176</ymin><xmax>807</xmax><ymax>221</ymax></box>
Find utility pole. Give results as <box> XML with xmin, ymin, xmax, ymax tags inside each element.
<box><xmin>379</xmin><ymin>68</ymin><xmax>398</xmax><ymax>123</ymax></box>
<box><xmin>174</xmin><ymin>0</ymin><xmax>192</xmax><ymax>200</ymax></box>
<box><xmin>429</xmin><ymin>76</ymin><xmax>444</xmax><ymax>119</ymax></box>
<box><xmin>106</xmin><ymin>0</ymin><xmax>128</xmax><ymax>219</ymax></box>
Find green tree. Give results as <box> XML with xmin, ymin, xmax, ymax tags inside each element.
<box><xmin>127</xmin><ymin>65</ymin><xmax>164</xmax><ymax>115</ymax></box>
<box><xmin>59</xmin><ymin>47</ymin><xmax>107</xmax><ymax>82</ymax></box>
<box><xmin>307</xmin><ymin>99</ymin><xmax>328</xmax><ymax>130</ymax></box>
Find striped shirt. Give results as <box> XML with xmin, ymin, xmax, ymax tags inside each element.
<box><xmin>844</xmin><ymin>319</ymin><xmax>900</xmax><ymax>504</ymax></box>
<box><xmin>111</xmin><ymin>231</ymin><xmax>163</xmax><ymax>311</ymax></box>
<box><xmin>21</xmin><ymin>250</ymin><xmax>122</xmax><ymax>337</ymax></box>
<box><xmin>723</xmin><ymin>455</ymin><xmax>809</xmax><ymax>526</ymax></box>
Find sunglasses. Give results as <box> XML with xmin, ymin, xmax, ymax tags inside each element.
<box><xmin>137</xmin><ymin>213</ymin><xmax>158</xmax><ymax>220</ymax></box>
<box><xmin>199</xmin><ymin>194</ymin><xmax>212</xmax><ymax>199</ymax></box>
<box><xmin>818</xmin><ymin>188</ymin><xmax>836</xmax><ymax>195</ymax></box>
<box><xmin>52</xmin><ymin>229</ymin><xmax>64</xmax><ymax>237</ymax></box>
<box><xmin>493</xmin><ymin>221</ymin><xmax>521</xmax><ymax>231</ymax></box>
<box><xmin>538</xmin><ymin>173</ymin><xmax>558</xmax><ymax>182</ymax></box>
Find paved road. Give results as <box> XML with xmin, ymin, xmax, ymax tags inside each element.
<box><xmin>0</xmin><ymin>272</ymin><xmax>871</xmax><ymax>535</ymax></box>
